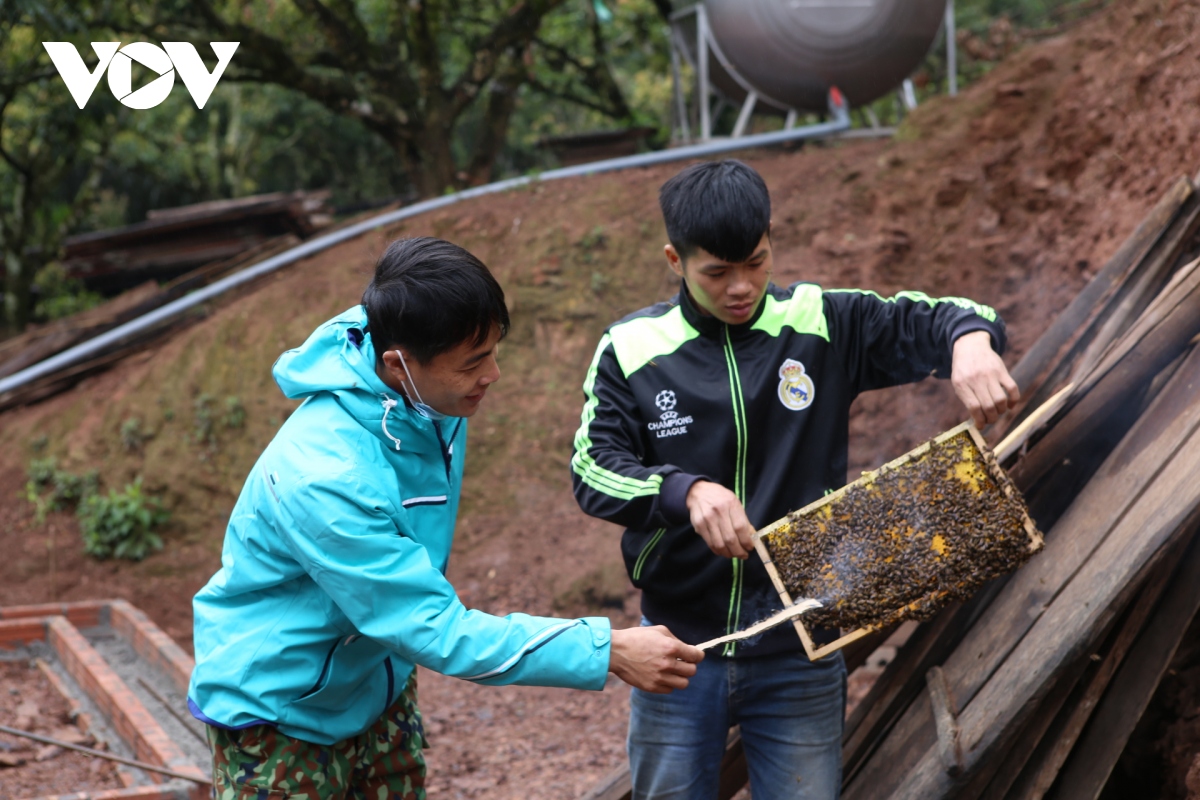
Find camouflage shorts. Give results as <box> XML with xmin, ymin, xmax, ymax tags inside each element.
<box><xmin>207</xmin><ymin>671</ymin><xmax>426</xmax><ymax>800</ymax></box>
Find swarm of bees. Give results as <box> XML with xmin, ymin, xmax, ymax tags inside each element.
<box><xmin>761</xmin><ymin>427</ymin><xmax>1042</xmax><ymax>631</ymax></box>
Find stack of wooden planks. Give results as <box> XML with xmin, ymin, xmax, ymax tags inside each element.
<box><xmin>582</xmin><ymin>169</ymin><xmax>1200</xmax><ymax>800</ymax></box>
<box><xmin>839</xmin><ymin>170</ymin><xmax>1200</xmax><ymax>800</ymax></box>
<box><xmin>61</xmin><ymin>190</ymin><xmax>331</xmax><ymax>294</ymax></box>
<box><xmin>0</xmin><ymin>234</ymin><xmax>300</xmax><ymax>411</ymax></box>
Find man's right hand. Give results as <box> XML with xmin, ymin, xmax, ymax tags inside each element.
<box><xmin>609</xmin><ymin>625</ymin><xmax>703</xmax><ymax>693</ymax></box>
<box><xmin>687</xmin><ymin>480</ymin><xmax>757</xmax><ymax>559</ymax></box>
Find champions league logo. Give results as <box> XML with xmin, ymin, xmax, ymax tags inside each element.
<box><xmin>777</xmin><ymin>358</ymin><xmax>815</xmax><ymax>411</ymax></box>
<box><xmin>649</xmin><ymin>389</ymin><xmax>692</xmax><ymax>438</ymax></box>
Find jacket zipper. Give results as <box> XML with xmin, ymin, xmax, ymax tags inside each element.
<box><xmin>297</xmin><ymin>638</ymin><xmax>340</xmax><ymax>700</ymax></box>
<box><xmin>722</xmin><ymin>327</ymin><xmax>749</xmax><ymax>656</ymax></box>
<box><xmin>432</xmin><ymin>419</ymin><xmax>463</xmax><ymax>480</ymax></box>
<box><xmin>633</xmin><ymin>528</ymin><xmax>666</xmax><ymax>582</ymax></box>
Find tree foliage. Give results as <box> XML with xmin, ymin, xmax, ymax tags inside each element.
<box><xmin>0</xmin><ymin>3</ymin><xmax>124</xmax><ymax>331</ymax></box>
<box><xmin>0</xmin><ymin>0</ymin><xmax>1103</xmax><ymax>334</ymax></box>
<box><xmin>144</xmin><ymin>0</ymin><xmax>645</xmax><ymax>196</ymax></box>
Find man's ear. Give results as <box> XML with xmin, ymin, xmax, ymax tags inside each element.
<box><xmin>664</xmin><ymin>244</ymin><xmax>685</xmax><ymax>279</ymax></box>
<box><xmin>379</xmin><ymin>348</ymin><xmax>410</xmax><ymax>382</ymax></box>
<box><xmin>378</xmin><ymin>348</ymin><xmax>413</xmax><ymax>397</ymax></box>
<box><xmin>380</xmin><ymin>348</ymin><xmax>400</xmax><ymax>371</ymax></box>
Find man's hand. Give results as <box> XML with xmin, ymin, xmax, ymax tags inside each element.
<box><xmin>951</xmin><ymin>330</ymin><xmax>1021</xmax><ymax>427</ymax></box>
<box><xmin>609</xmin><ymin>625</ymin><xmax>703</xmax><ymax>693</ymax></box>
<box><xmin>687</xmin><ymin>480</ymin><xmax>756</xmax><ymax>559</ymax></box>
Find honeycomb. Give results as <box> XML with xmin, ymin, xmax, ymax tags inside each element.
<box><xmin>761</xmin><ymin>428</ymin><xmax>1042</xmax><ymax>631</ymax></box>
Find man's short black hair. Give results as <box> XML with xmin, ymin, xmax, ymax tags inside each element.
<box><xmin>362</xmin><ymin>237</ymin><xmax>510</xmax><ymax>364</ymax></box>
<box><xmin>659</xmin><ymin>160</ymin><xmax>771</xmax><ymax>263</ymax></box>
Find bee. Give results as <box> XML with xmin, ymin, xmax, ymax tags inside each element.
<box><xmin>765</xmin><ymin>431</ymin><xmax>1040</xmax><ymax>630</ymax></box>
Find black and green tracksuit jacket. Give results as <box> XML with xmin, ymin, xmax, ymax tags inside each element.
<box><xmin>570</xmin><ymin>280</ymin><xmax>1006</xmax><ymax>656</ymax></box>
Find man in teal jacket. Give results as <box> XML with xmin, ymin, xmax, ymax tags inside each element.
<box><xmin>189</xmin><ymin>237</ymin><xmax>701</xmax><ymax>799</ymax></box>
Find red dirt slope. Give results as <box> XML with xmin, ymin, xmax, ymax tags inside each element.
<box><xmin>3</xmin><ymin>0</ymin><xmax>1200</xmax><ymax>796</ymax></box>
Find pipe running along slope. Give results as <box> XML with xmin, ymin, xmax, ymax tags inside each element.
<box><xmin>0</xmin><ymin>91</ymin><xmax>849</xmax><ymax>398</ymax></box>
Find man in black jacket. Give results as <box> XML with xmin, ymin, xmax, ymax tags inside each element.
<box><xmin>570</xmin><ymin>160</ymin><xmax>1019</xmax><ymax>800</ymax></box>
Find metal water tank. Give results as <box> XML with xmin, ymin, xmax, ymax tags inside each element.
<box><xmin>693</xmin><ymin>0</ymin><xmax>948</xmax><ymax>112</ymax></box>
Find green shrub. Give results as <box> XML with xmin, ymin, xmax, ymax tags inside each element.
<box><xmin>222</xmin><ymin>396</ymin><xmax>246</xmax><ymax>429</ymax></box>
<box><xmin>193</xmin><ymin>394</ymin><xmax>216</xmax><ymax>444</ymax></box>
<box><xmin>120</xmin><ymin>417</ymin><xmax>148</xmax><ymax>452</ymax></box>
<box><xmin>24</xmin><ymin>458</ymin><xmax>98</xmax><ymax>523</ymax></box>
<box><xmin>77</xmin><ymin>478</ymin><xmax>169</xmax><ymax>561</ymax></box>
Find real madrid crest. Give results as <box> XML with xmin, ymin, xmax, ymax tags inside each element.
<box><xmin>777</xmin><ymin>358</ymin><xmax>815</xmax><ymax>411</ymax></box>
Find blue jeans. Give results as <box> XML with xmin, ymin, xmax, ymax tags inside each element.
<box><xmin>628</xmin><ymin>642</ymin><xmax>845</xmax><ymax>800</ymax></box>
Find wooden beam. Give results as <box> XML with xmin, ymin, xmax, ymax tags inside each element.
<box><xmin>887</xmin><ymin>428</ymin><xmax>1200</xmax><ymax>798</ymax></box>
<box><xmin>1004</xmin><ymin>176</ymin><xmax>1195</xmax><ymax>429</ymax></box>
<box><xmin>843</xmin><ymin>342</ymin><xmax>1200</xmax><ymax>800</ymax></box>
<box><xmin>926</xmin><ymin>666</ymin><xmax>962</xmax><ymax>776</ymax></box>
<box><xmin>1000</xmin><ymin>539</ymin><xmax>1183</xmax><ymax>800</ymax></box>
<box><xmin>1069</xmin><ymin>196</ymin><xmax>1200</xmax><ymax>384</ymax></box>
<box><xmin>1005</xmin><ymin>175</ymin><xmax>1193</xmax><ymax>396</ymax></box>
<box><xmin>968</xmin><ymin>653</ymin><xmax>1090</xmax><ymax>800</ymax></box>
<box><xmin>1042</xmin><ymin>530</ymin><xmax>1200</xmax><ymax>800</ymax></box>
<box><xmin>1008</xmin><ymin>257</ymin><xmax>1200</xmax><ymax>490</ymax></box>
<box><xmin>842</xmin><ymin>582</ymin><xmax>1005</xmax><ymax>786</ymax></box>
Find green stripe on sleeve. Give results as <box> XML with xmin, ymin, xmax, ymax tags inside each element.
<box><xmin>571</xmin><ymin>333</ymin><xmax>664</xmax><ymax>501</ymax></box>
<box><xmin>825</xmin><ymin>288</ymin><xmax>998</xmax><ymax>322</ymax></box>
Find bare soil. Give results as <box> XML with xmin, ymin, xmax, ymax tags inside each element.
<box><xmin>0</xmin><ymin>661</ymin><xmax>124</xmax><ymax>797</ymax></box>
<box><xmin>3</xmin><ymin>0</ymin><xmax>1200</xmax><ymax>796</ymax></box>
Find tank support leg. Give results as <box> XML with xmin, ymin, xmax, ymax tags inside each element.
<box><xmin>733</xmin><ymin>92</ymin><xmax>758</xmax><ymax>138</ymax></box>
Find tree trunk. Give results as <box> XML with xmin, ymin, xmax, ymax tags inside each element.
<box><xmin>405</xmin><ymin>118</ymin><xmax>461</xmax><ymax>198</ymax></box>
<box><xmin>1</xmin><ymin>181</ymin><xmax>34</xmax><ymax>334</ymax></box>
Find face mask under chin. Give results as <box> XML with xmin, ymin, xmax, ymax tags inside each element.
<box><xmin>394</xmin><ymin>349</ymin><xmax>446</xmax><ymax>421</ymax></box>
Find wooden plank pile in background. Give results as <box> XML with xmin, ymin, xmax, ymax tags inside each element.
<box><xmin>844</xmin><ymin>169</ymin><xmax>1200</xmax><ymax>800</ymax></box>
<box><xmin>0</xmin><ymin>235</ymin><xmax>301</xmax><ymax>412</ymax></box>
<box><xmin>61</xmin><ymin>190</ymin><xmax>331</xmax><ymax>294</ymax></box>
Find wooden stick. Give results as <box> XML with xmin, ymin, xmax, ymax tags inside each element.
<box><xmin>925</xmin><ymin>666</ymin><xmax>962</xmax><ymax>777</ymax></box>
<box><xmin>137</xmin><ymin>676</ymin><xmax>209</xmax><ymax>745</ymax></box>
<box><xmin>0</xmin><ymin>722</ymin><xmax>211</xmax><ymax>784</ymax></box>
<box><xmin>993</xmin><ymin>383</ymin><xmax>1074</xmax><ymax>464</ymax></box>
<box><xmin>695</xmin><ymin>600</ymin><xmax>822</xmax><ymax>652</ymax></box>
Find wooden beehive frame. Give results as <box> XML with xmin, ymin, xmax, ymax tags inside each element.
<box><xmin>752</xmin><ymin>421</ymin><xmax>1043</xmax><ymax>661</ymax></box>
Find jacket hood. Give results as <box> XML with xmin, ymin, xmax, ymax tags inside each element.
<box><xmin>272</xmin><ymin>306</ymin><xmax>437</xmax><ymax>449</ymax></box>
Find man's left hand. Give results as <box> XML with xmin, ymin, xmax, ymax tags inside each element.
<box><xmin>951</xmin><ymin>330</ymin><xmax>1020</xmax><ymax>427</ymax></box>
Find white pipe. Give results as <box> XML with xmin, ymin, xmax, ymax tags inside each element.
<box><xmin>698</xmin><ymin>6</ymin><xmax>711</xmax><ymax>141</ymax></box>
<box><xmin>0</xmin><ymin>92</ymin><xmax>850</xmax><ymax>399</ymax></box>
<box><xmin>946</xmin><ymin>0</ymin><xmax>958</xmax><ymax>97</ymax></box>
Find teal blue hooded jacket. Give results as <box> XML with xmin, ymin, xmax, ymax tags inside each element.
<box><xmin>187</xmin><ymin>306</ymin><xmax>612</xmax><ymax>744</ymax></box>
